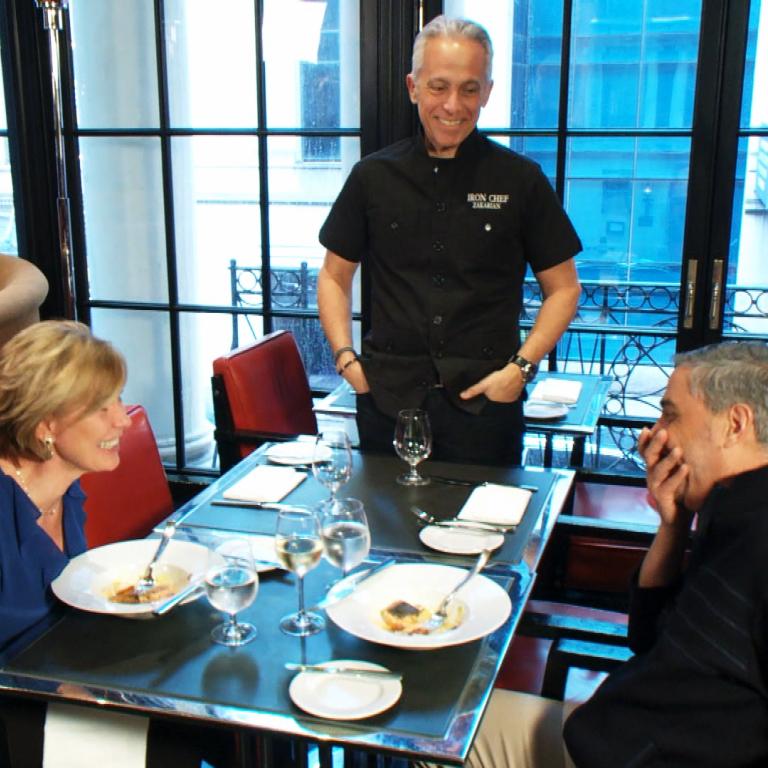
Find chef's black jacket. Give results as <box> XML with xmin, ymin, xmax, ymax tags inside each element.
<box><xmin>319</xmin><ymin>130</ymin><xmax>582</xmax><ymax>418</ymax></box>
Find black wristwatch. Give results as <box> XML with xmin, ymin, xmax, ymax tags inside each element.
<box><xmin>509</xmin><ymin>354</ymin><xmax>538</xmax><ymax>383</ymax></box>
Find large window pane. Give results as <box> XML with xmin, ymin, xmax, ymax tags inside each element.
<box><xmin>724</xmin><ymin>1</ymin><xmax>768</xmax><ymax>338</ymax></box>
<box><xmin>446</xmin><ymin>0</ymin><xmax>564</xmax><ymax>130</ymax></box>
<box><xmin>173</xmin><ymin>136</ymin><xmax>261</xmax><ymax>306</ymax></box>
<box><xmin>70</xmin><ymin>0</ymin><xmax>159</xmax><ymax>129</ymax></box>
<box><xmin>567</xmin><ymin>136</ymin><xmax>691</xmax><ymax>283</ymax></box>
<box><xmin>267</xmin><ymin>134</ymin><xmax>358</xmax><ymax>274</ymax></box>
<box><xmin>90</xmin><ymin>308</ymin><xmax>174</xmax><ymax>454</ymax></box>
<box><xmin>0</xmin><ymin>46</ymin><xmax>16</xmax><ymax>255</ymax></box>
<box><xmin>80</xmin><ymin>137</ymin><xmax>168</xmax><ymax>302</ymax></box>
<box><xmin>0</xmin><ymin>44</ymin><xmax>6</xmax><ymax>131</ymax></box>
<box><xmin>0</xmin><ymin>139</ymin><xmax>15</xmax><ymax>254</ymax></box>
<box><xmin>487</xmin><ymin>135</ymin><xmax>558</xmax><ymax>179</ymax></box>
<box><xmin>180</xmin><ymin>311</ymin><xmax>237</xmax><ymax>469</ymax></box>
<box><xmin>741</xmin><ymin>0</ymin><xmax>766</xmax><ymax>128</ymax></box>
<box><xmin>267</xmin><ymin>134</ymin><xmax>361</xmax><ymax>389</ymax></box>
<box><xmin>263</xmin><ymin>0</ymin><xmax>360</xmax><ymax>133</ymax></box>
<box><xmin>165</xmin><ymin>0</ymin><xmax>258</xmax><ymax>128</ymax></box>
<box><xmin>569</xmin><ymin>0</ymin><xmax>701</xmax><ymax>129</ymax></box>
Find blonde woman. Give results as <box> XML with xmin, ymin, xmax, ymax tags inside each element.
<box><xmin>0</xmin><ymin>321</ymin><xmax>235</xmax><ymax>768</ymax></box>
<box><xmin>0</xmin><ymin>320</ymin><xmax>130</xmax><ymax>652</ymax></box>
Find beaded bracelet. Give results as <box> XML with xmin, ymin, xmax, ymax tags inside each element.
<box><xmin>333</xmin><ymin>345</ymin><xmax>357</xmax><ymax>364</ymax></box>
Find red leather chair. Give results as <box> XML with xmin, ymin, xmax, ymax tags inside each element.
<box><xmin>211</xmin><ymin>330</ymin><xmax>318</xmax><ymax>471</ymax></box>
<box><xmin>81</xmin><ymin>404</ymin><xmax>174</xmax><ymax>549</ymax></box>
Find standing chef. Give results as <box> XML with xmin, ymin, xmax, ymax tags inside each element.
<box><xmin>318</xmin><ymin>15</ymin><xmax>581</xmax><ymax>465</ymax></box>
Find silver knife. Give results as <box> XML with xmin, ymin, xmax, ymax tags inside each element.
<box><xmin>152</xmin><ymin>580</ymin><xmax>204</xmax><ymax>616</ymax></box>
<box><xmin>427</xmin><ymin>519</ymin><xmax>512</xmax><ymax>534</ymax></box>
<box><xmin>312</xmin><ymin>558</ymin><xmax>397</xmax><ymax>610</ymax></box>
<box><xmin>428</xmin><ymin>476</ymin><xmax>538</xmax><ymax>493</ymax></box>
<box><xmin>285</xmin><ymin>663</ymin><xmax>402</xmax><ymax>681</ymax></box>
<box><xmin>211</xmin><ymin>499</ymin><xmax>295</xmax><ymax>510</ymax></box>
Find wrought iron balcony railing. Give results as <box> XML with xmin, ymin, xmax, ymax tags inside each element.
<box><xmin>228</xmin><ymin>260</ymin><xmax>768</xmax><ymax>474</ymax></box>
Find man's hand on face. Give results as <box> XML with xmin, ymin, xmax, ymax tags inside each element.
<box><xmin>639</xmin><ymin>425</ymin><xmax>694</xmax><ymax>530</ymax></box>
<box><xmin>460</xmin><ymin>365</ymin><xmax>525</xmax><ymax>403</ymax></box>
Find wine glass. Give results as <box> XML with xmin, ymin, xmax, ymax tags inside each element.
<box><xmin>274</xmin><ymin>507</ymin><xmax>325</xmax><ymax>636</ymax></box>
<box><xmin>312</xmin><ymin>429</ymin><xmax>353</xmax><ymax>501</ymax></box>
<box><xmin>204</xmin><ymin>538</ymin><xmax>259</xmax><ymax>646</ymax></box>
<box><xmin>318</xmin><ymin>497</ymin><xmax>371</xmax><ymax>581</ymax></box>
<box><xmin>393</xmin><ymin>408</ymin><xmax>433</xmax><ymax>486</ymax></box>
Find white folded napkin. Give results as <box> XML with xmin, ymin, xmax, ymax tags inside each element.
<box><xmin>44</xmin><ymin>703</ymin><xmax>148</xmax><ymax>768</ymax></box>
<box><xmin>529</xmin><ymin>378</ymin><xmax>582</xmax><ymax>405</ymax></box>
<box><xmin>458</xmin><ymin>483</ymin><xmax>532</xmax><ymax>526</ymax></box>
<box><xmin>223</xmin><ymin>465</ymin><xmax>306</xmax><ymax>502</ymax></box>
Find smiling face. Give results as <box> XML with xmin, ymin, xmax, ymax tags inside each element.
<box><xmin>406</xmin><ymin>35</ymin><xmax>492</xmax><ymax>158</ymax></box>
<box><xmin>42</xmin><ymin>396</ymin><xmax>132</xmax><ymax>477</ymax></box>
<box><xmin>655</xmin><ymin>367</ymin><xmax>731</xmax><ymax>511</ymax></box>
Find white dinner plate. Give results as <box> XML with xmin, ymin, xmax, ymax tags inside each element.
<box><xmin>289</xmin><ymin>660</ymin><xmax>402</xmax><ymax>720</ymax></box>
<box><xmin>418</xmin><ymin>525</ymin><xmax>504</xmax><ymax>555</ymax></box>
<box><xmin>326</xmin><ymin>563</ymin><xmax>512</xmax><ymax>650</ymax></box>
<box><xmin>265</xmin><ymin>441</ymin><xmax>331</xmax><ymax>466</ymax></box>
<box><xmin>52</xmin><ymin>539</ymin><xmax>221</xmax><ymax>617</ymax></box>
<box><xmin>523</xmin><ymin>402</ymin><xmax>569</xmax><ymax>420</ymax></box>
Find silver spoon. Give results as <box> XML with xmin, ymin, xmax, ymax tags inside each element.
<box><xmin>409</xmin><ymin>506</ymin><xmax>512</xmax><ymax>533</ymax></box>
<box><xmin>135</xmin><ymin>520</ymin><xmax>177</xmax><ymax>594</ymax></box>
<box><xmin>421</xmin><ymin>548</ymin><xmax>493</xmax><ymax>632</ymax></box>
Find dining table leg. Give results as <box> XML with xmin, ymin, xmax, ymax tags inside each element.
<box><xmin>317</xmin><ymin>742</ymin><xmax>335</xmax><ymax>766</ymax></box>
<box><xmin>544</xmin><ymin>434</ymin><xmax>554</xmax><ymax>467</ymax></box>
<box><xmin>569</xmin><ymin>435</ymin><xmax>587</xmax><ymax>468</ymax></box>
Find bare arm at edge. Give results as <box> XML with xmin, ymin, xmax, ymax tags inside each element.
<box><xmin>317</xmin><ymin>250</ymin><xmax>370</xmax><ymax>393</ymax></box>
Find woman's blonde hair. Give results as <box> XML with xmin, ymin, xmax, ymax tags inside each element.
<box><xmin>0</xmin><ymin>320</ymin><xmax>126</xmax><ymax>460</ymax></box>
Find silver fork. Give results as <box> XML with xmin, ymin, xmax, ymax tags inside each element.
<box><xmin>410</xmin><ymin>506</ymin><xmax>512</xmax><ymax>533</ymax></box>
<box><xmin>421</xmin><ymin>548</ymin><xmax>493</xmax><ymax>632</ymax></box>
<box><xmin>134</xmin><ymin>520</ymin><xmax>177</xmax><ymax>595</ymax></box>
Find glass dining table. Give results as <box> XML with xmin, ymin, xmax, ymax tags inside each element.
<box><xmin>0</xmin><ymin>446</ymin><xmax>574</xmax><ymax>767</ymax></box>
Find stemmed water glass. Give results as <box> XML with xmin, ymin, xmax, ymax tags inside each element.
<box><xmin>393</xmin><ymin>408</ymin><xmax>433</xmax><ymax>486</ymax></box>
<box><xmin>204</xmin><ymin>538</ymin><xmax>259</xmax><ymax>646</ymax></box>
<box><xmin>318</xmin><ymin>497</ymin><xmax>371</xmax><ymax>582</ymax></box>
<box><xmin>312</xmin><ymin>429</ymin><xmax>353</xmax><ymax>501</ymax></box>
<box><xmin>274</xmin><ymin>507</ymin><xmax>325</xmax><ymax>636</ymax></box>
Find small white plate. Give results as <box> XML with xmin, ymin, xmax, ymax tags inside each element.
<box><xmin>524</xmin><ymin>402</ymin><xmax>569</xmax><ymax>420</ymax></box>
<box><xmin>289</xmin><ymin>660</ymin><xmax>402</xmax><ymax>720</ymax></box>
<box><xmin>419</xmin><ymin>525</ymin><xmax>504</xmax><ymax>555</ymax></box>
<box><xmin>265</xmin><ymin>441</ymin><xmax>331</xmax><ymax>466</ymax></box>
<box><xmin>51</xmin><ymin>539</ymin><xmax>220</xmax><ymax>617</ymax></box>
